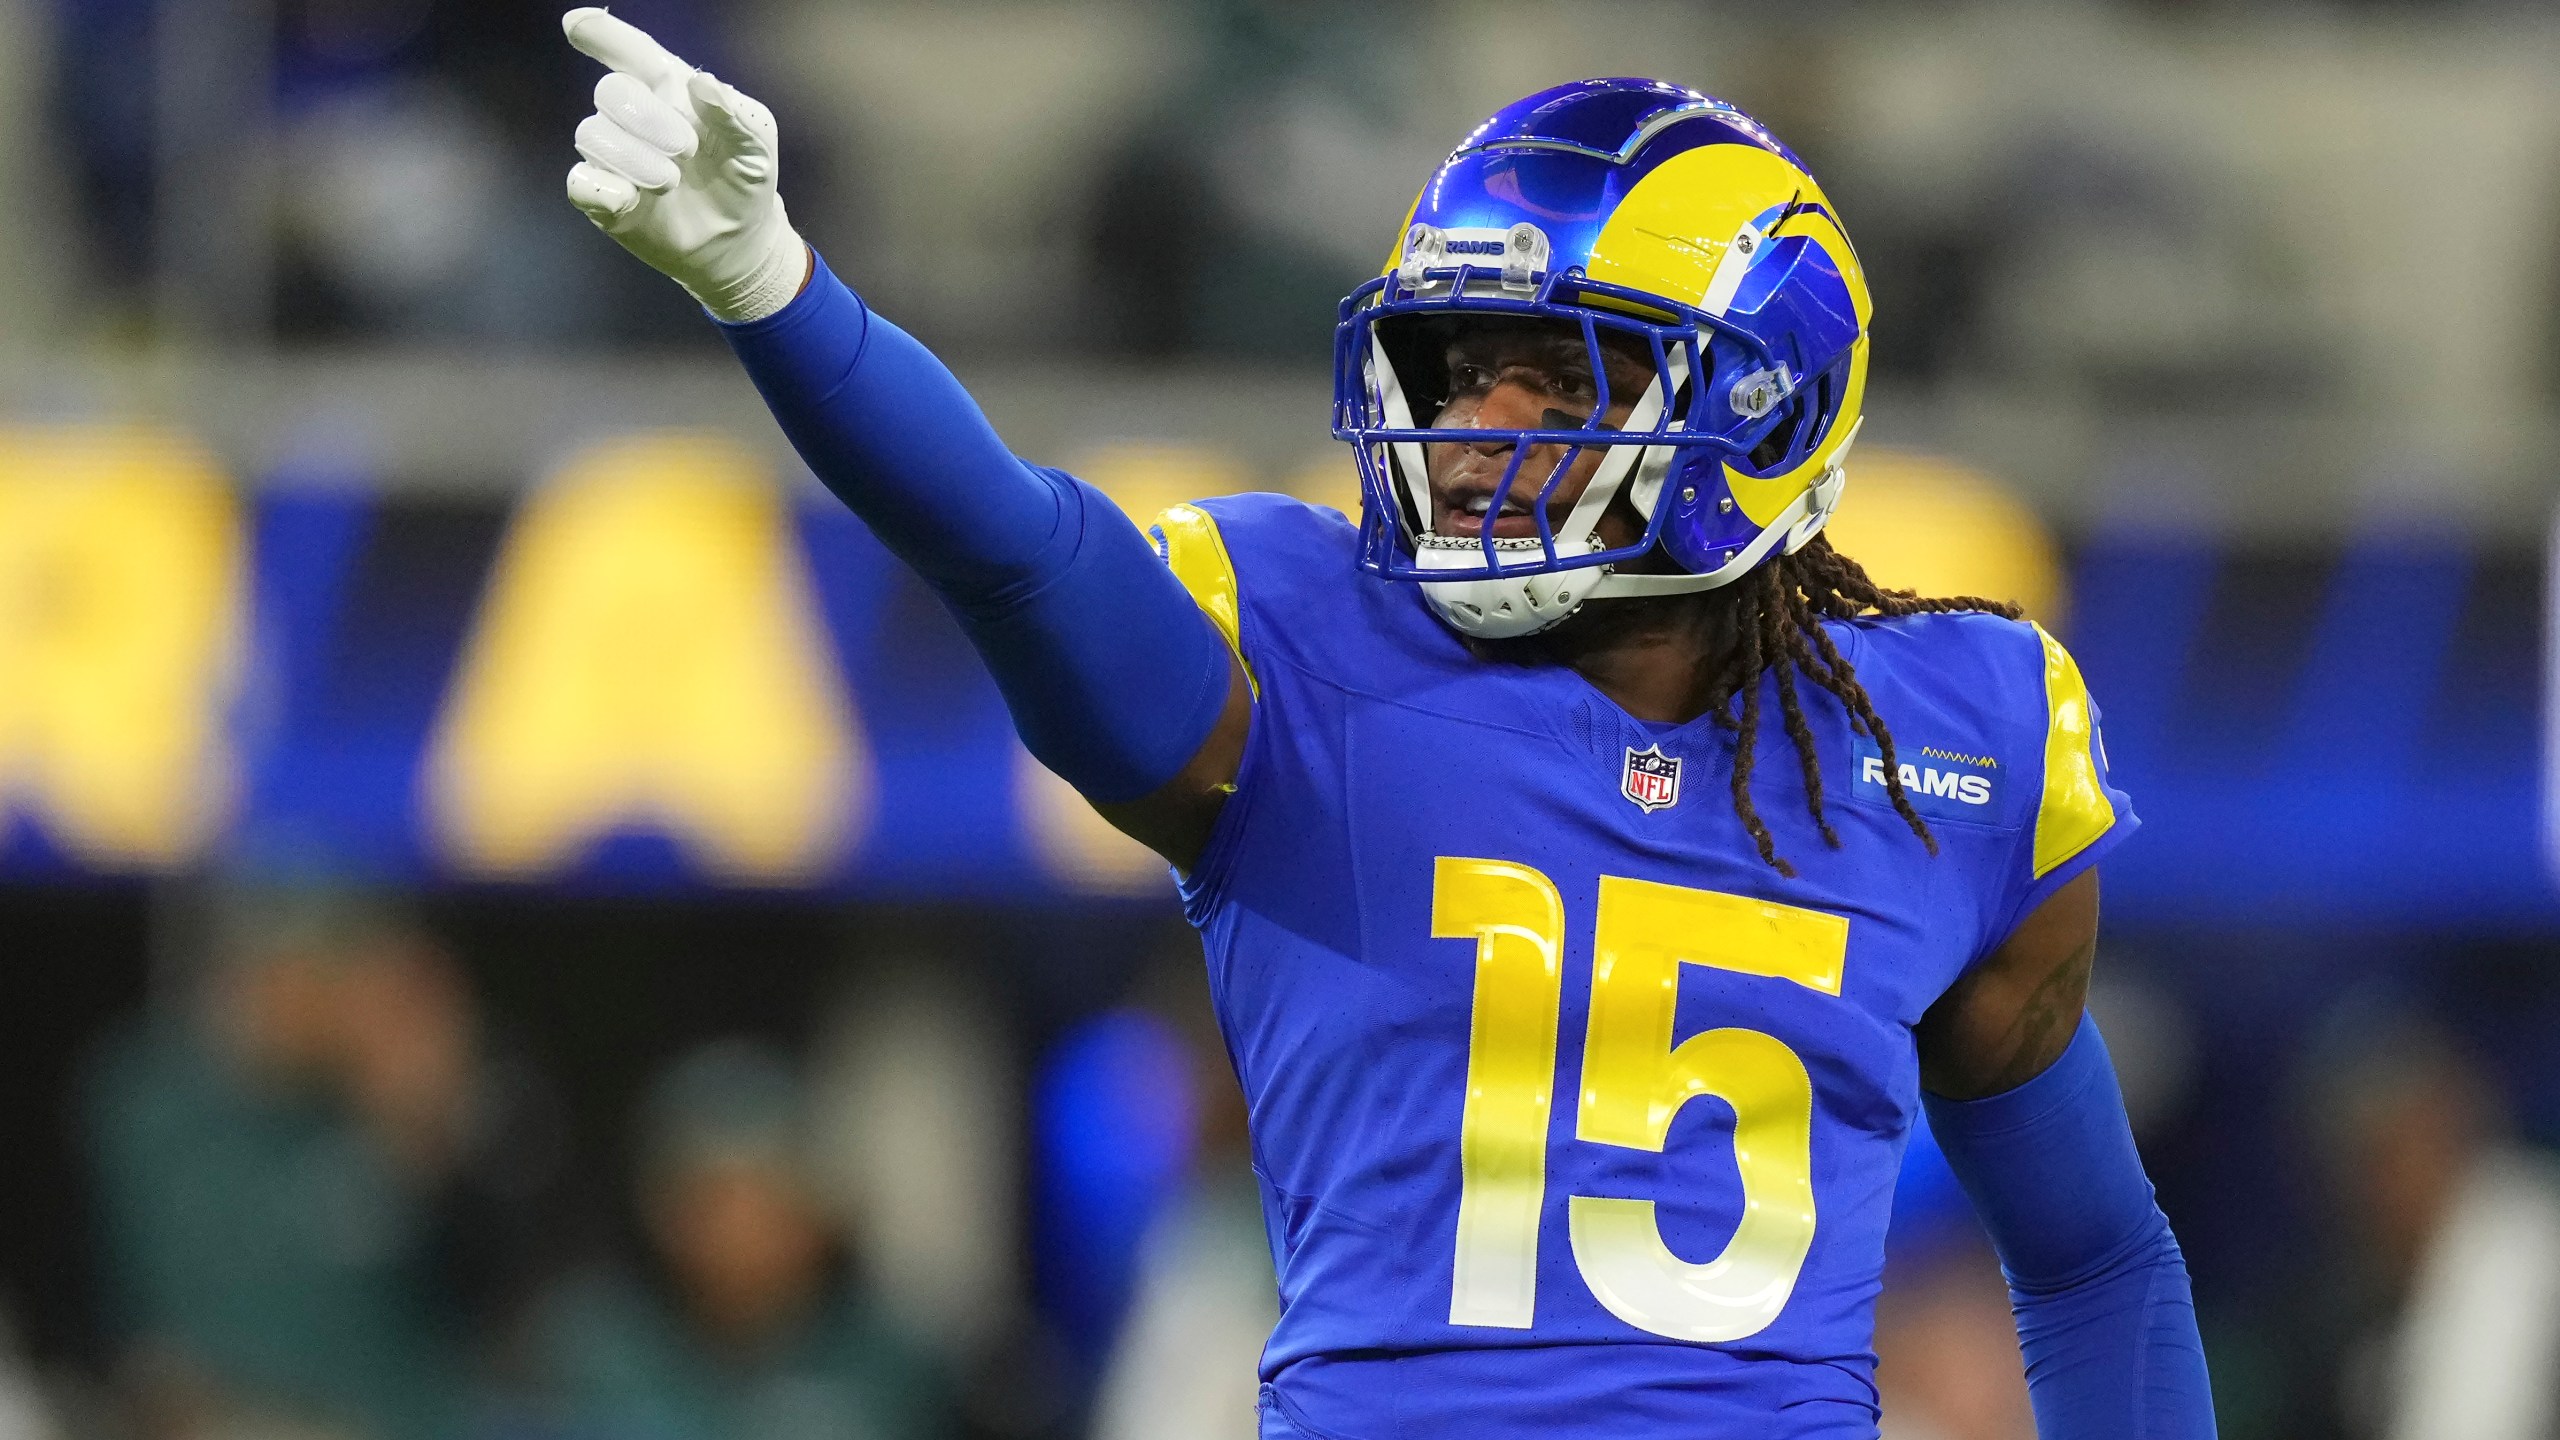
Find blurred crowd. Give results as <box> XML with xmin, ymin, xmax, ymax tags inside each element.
<box><xmin>0</xmin><ymin>883</ymin><xmax>2548</xmax><ymax>1440</ymax></box>
<box><xmin>1875</xmin><ymin>982</ymin><xmax>2560</xmax><ymax>1440</ymax></box>
<box><xmin>76</xmin><ymin>891</ymin><xmax>950</xmax><ymax>1440</ymax></box>
<box><xmin>0</xmin><ymin>888</ymin><xmax>1282</xmax><ymax>1440</ymax></box>
<box><xmin>16</xmin><ymin>0</ymin><xmax>2559</xmax><ymax>442</ymax></box>
<box><xmin>8</xmin><ymin>0</ymin><xmax>2553</xmax><ymax>544</ymax></box>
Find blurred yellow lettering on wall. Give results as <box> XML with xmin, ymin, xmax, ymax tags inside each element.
<box><xmin>0</xmin><ymin>426</ymin><xmax>242</xmax><ymax>865</ymax></box>
<box><xmin>424</xmin><ymin>434</ymin><xmax>868</xmax><ymax>882</ymax></box>
<box><xmin>1283</xmin><ymin>454</ymin><xmax>1365</xmax><ymax>525</ymax></box>
<box><xmin>1820</xmin><ymin>451</ymin><xmax>2066</xmax><ymax>629</ymax></box>
<box><xmin>1070</xmin><ymin>442</ymin><xmax>1251</xmax><ymax>528</ymax></box>
<box><xmin>1016</xmin><ymin>747</ymin><xmax>1165</xmax><ymax>895</ymax></box>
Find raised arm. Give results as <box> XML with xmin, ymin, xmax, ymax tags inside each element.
<box><xmin>558</xmin><ymin>8</ymin><xmax>1247</xmax><ymax>866</ymax></box>
<box><xmin>1916</xmin><ymin>870</ymin><xmax>2218</xmax><ymax>1439</ymax></box>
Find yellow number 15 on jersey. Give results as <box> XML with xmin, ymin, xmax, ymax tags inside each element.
<box><xmin>1432</xmin><ymin>856</ymin><xmax>1850</xmax><ymax>1343</ymax></box>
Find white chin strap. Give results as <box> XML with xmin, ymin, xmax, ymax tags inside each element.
<box><xmin>1415</xmin><ymin>418</ymin><xmax>1859</xmax><ymax>640</ymax></box>
<box><xmin>1414</xmin><ymin>535</ymin><xmax>1596</xmax><ymax>638</ymax></box>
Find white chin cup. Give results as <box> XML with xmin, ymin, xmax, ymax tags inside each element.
<box><xmin>1414</xmin><ymin>535</ymin><xmax>1605</xmax><ymax>639</ymax></box>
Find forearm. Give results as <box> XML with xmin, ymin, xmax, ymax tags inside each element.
<box><xmin>720</xmin><ymin>248</ymin><xmax>1069</xmax><ymax>595</ymax></box>
<box><xmin>720</xmin><ymin>250</ymin><xmax>1232</xmax><ymax>803</ymax></box>
<box><xmin>1924</xmin><ymin>1015</ymin><xmax>2216</xmax><ymax>1439</ymax></box>
<box><xmin>2008</xmin><ymin>1223</ymin><xmax>2208</xmax><ymax>1439</ymax></box>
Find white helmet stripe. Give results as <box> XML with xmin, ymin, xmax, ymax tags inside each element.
<box><xmin>1367</xmin><ymin>331</ymin><xmax>1434</xmax><ymax>536</ymax></box>
<box><xmin>1699</xmin><ymin>220</ymin><xmax>1765</xmax><ymax>317</ymax></box>
<box><xmin>1550</xmin><ymin>341</ymin><xmax>1684</xmax><ymax>551</ymax></box>
<box><xmin>1621</xmin><ymin>342</ymin><xmax>1693</xmax><ymax>521</ymax></box>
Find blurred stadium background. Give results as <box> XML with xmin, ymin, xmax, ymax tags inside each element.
<box><xmin>1</xmin><ymin>0</ymin><xmax>2558</xmax><ymax>1437</ymax></box>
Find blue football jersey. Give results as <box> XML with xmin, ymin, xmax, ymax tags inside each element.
<box><xmin>1152</xmin><ymin>493</ymin><xmax>2134</xmax><ymax>1440</ymax></box>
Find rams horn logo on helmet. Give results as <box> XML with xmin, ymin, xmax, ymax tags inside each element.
<box><xmin>1335</xmin><ymin>79</ymin><xmax>1872</xmax><ymax>640</ymax></box>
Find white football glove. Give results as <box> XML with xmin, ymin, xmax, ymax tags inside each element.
<box><xmin>561</xmin><ymin>7</ymin><xmax>809</xmax><ymax>322</ymax></box>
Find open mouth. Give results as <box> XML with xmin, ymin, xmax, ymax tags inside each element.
<box><xmin>1433</xmin><ymin>487</ymin><xmax>1556</xmax><ymax>539</ymax></box>
<box><xmin>1428</xmin><ymin>411</ymin><xmax>1603</xmax><ymax>538</ymax></box>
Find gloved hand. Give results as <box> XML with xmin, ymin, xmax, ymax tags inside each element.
<box><xmin>561</xmin><ymin>7</ymin><xmax>809</xmax><ymax>322</ymax></box>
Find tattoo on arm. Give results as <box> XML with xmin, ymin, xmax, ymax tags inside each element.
<box><xmin>1972</xmin><ymin>932</ymin><xmax>2095</xmax><ymax>1096</ymax></box>
<box><xmin>1917</xmin><ymin>869</ymin><xmax>2102</xmax><ymax>1101</ymax></box>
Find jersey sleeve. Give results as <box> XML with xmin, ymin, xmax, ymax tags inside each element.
<box><xmin>1145</xmin><ymin>494</ymin><xmax>1368</xmax><ymax>922</ymax></box>
<box><xmin>1147</xmin><ymin>491</ymin><xmax>1370</xmax><ymax>691</ymax></box>
<box><xmin>1150</xmin><ymin>500</ymin><xmax>1259</xmax><ymax>700</ymax></box>
<box><xmin>1985</xmin><ymin>622</ymin><xmax>2138</xmax><ymax>947</ymax></box>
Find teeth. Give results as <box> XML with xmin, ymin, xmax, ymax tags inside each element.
<box><xmin>1465</xmin><ymin>497</ymin><xmax>1491</xmax><ymax>515</ymax></box>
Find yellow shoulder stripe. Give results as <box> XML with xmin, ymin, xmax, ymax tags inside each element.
<box><xmin>1152</xmin><ymin>503</ymin><xmax>1256</xmax><ymax>697</ymax></box>
<box><xmin>2031</xmin><ymin>622</ymin><xmax>2113</xmax><ymax>877</ymax></box>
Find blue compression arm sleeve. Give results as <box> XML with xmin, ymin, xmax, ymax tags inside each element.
<box><xmin>718</xmin><ymin>250</ymin><xmax>1233</xmax><ymax>803</ymax></box>
<box><xmin>1922</xmin><ymin>1016</ymin><xmax>2216</xmax><ymax>1439</ymax></box>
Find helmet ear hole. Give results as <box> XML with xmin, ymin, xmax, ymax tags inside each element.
<box><xmin>1745</xmin><ymin>400</ymin><xmax>1802</xmax><ymax>472</ymax></box>
<box><xmin>1742</xmin><ymin>370</ymin><xmax>1835</xmax><ymax>474</ymax></box>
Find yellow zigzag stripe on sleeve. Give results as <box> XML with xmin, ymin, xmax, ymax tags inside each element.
<box><xmin>1152</xmin><ymin>503</ymin><xmax>1256</xmax><ymax>699</ymax></box>
<box><xmin>2031</xmin><ymin>622</ymin><xmax>2114</xmax><ymax>878</ymax></box>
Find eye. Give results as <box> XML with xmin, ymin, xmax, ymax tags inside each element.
<box><xmin>1448</xmin><ymin>362</ymin><xmax>1495</xmax><ymax>395</ymax></box>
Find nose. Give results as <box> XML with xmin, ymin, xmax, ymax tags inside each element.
<box><xmin>1452</xmin><ymin>377</ymin><xmax>1551</xmax><ymax>451</ymax></box>
<box><xmin>1471</xmin><ymin>376</ymin><xmax>1555</xmax><ymax>429</ymax></box>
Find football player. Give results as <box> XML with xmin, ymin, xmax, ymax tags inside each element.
<box><xmin>560</xmin><ymin>11</ymin><xmax>2215</xmax><ymax>1437</ymax></box>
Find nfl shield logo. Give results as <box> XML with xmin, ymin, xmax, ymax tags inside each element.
<box><xmin>1621</xmin><ymin>744</ymin><xmax>1682</xmax><ymax>813</ymax></box>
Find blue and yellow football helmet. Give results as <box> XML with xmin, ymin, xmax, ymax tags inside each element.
<box><xmin>1332</xmin><ymin>79</ymin><xmax>1871</xmax><ymax>638</ymax></box>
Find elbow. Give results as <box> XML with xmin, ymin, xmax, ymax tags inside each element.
<box><xmin>2008</xmin><ymin>1201</ymin><xmax>2185</xmax><ymax>1298</ymax></box>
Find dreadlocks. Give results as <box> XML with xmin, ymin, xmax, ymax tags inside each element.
<box><xmin>1486</xmin><ymin>532</ymin><xmax>2025</xmax><ymax>878</ymax></box>
<box><xmin>1702</xmin><ymin>535</ymin><xmax>2022</xmax><ymax>877</ymax></box>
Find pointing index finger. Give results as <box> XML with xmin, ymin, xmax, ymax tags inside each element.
<box><xmin>562</xmin><ymin>8</ymin><xmax>693</xmax><ymax>89</ymax></box>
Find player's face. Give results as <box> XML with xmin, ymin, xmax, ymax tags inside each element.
<box><xmin>1424</xmin><ymin>319</ymin><xmax>1658</xmax><ymax>545</ymax></box>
